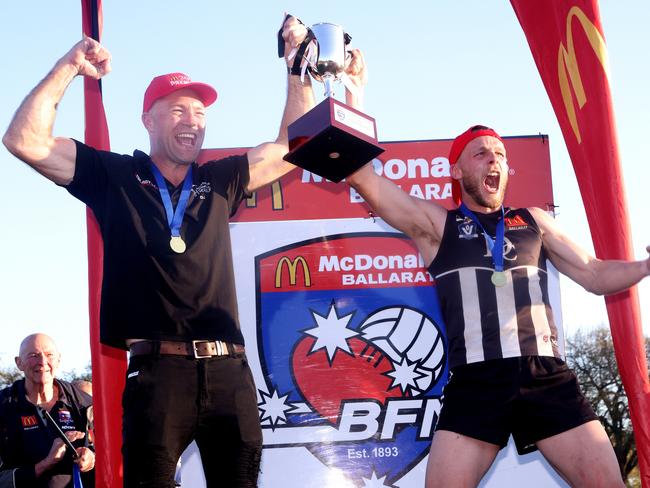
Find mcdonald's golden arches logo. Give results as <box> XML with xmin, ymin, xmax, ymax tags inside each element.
<box><xmin>21</xmin><ymin>415</ymin><xmax>38</xmax><ymax>427</ymax></box>
<box><xmin>275</xmin><ymin>256</ymin><xmax>312</xmax><ymax>288</ymax></box>
<box><xmin>246</xmin><ymin>180</ymin><xmax>285</xmax><ymax>210</ymax></box>
<box><xmin>557</xmin><ymin>6</ymin><xmax>610</xmax><ymax>144</ymax></box>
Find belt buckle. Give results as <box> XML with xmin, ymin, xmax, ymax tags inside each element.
<box><xmin>192</xmin><ymin>340</ymin><xmax>215</xmax><ymax>359</ymax></box>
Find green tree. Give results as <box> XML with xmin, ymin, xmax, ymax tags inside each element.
<box><xmin>61</xmin><ymin>363</ymin><xmax>92</xmax><ymax>383</ymax></box>
<box><xmin>0</xmin><ymin>362</ymin><xmax>92</xmax><ymax>389</ymax></box>
<box><xmin>566</xmin><ymin>328</ymin><xmax>649</xmax><ymax>487</ymax></box>
<box><xmin>0</xmin><ymin>364</ymin><xmax>22</xmax><ymax>389</ymax></box>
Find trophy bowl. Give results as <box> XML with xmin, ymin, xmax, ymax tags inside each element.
<box><xmin>308</xmin><ymin>23</ymin><xmax>346</xmax><ymax>85</ymax></box>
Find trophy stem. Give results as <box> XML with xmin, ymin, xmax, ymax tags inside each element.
<box><xmin>323</xmin><ymin>75</ymin><xmax>335</xmax><ymax>98</ymax></box>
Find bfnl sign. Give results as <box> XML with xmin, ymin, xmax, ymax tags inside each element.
<box><xmin>255</xmin><ymin>234</ymin><xmax>448</xmax><ymax>487</ymax></box>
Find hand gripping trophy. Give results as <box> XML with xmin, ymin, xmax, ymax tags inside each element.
<box><xmin>281</xmin><ymin>20</ymin><xmax>384</xmax><ymax>182</ymax></box>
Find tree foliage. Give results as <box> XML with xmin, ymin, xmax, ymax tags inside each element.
<box><xmin>0</xmin><ymin>362</ymin><xmax>92</xmax><ymax>389</ymax></box>
<box><xmin>566</xmin><ymin>328</ymin><xmax>649</xmax><ymax>485</ymax></box>
<box><xmin>0</xmin><ymin>365</ymin><xmax>22</xmax><ymax>389</ymax></box>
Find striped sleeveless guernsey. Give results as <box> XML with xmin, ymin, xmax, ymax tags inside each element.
<box><xmin>428</xmin><ymin>207</ymin><xmax>561</xmax><ymax>369</ymax></box>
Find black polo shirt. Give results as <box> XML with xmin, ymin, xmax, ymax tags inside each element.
<box><xmin>66</xmin><ymin>141</ymin><xmax>250</xmax><ymax>349</ymax></box>
<box><xmin>0</xmin><ymin>379</ymin><xmax>93</xmax><ymax>488</ymax></box>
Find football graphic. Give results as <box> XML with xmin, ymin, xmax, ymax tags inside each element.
<box><xmin>359</xmin><ymin>306</ymin><xmax>446</xmax><ymax>394</ymax></box>
<box><xmin>291</xmin><ymin>336</ymin><xmax>403</xmax><ymax>424</ymax></box>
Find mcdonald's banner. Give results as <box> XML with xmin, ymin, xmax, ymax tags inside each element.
<box><xmin>81</xmin><ymin>1</ymin><xmax>126</xmax><ymax>487</ymax></box>
<box><xmin>201</xmin><ymin>136</ymin><xmax>554</xmax><ymax>222</ymax></box>
<box><xmin>173</xmin><ymin>136</ymin><xmax>569</xmax><ymax>487</ymax></box>
<box><xmin>510</xmin><ymin>2</ymin><xmax>650</xmax><ymax>483</ymax></box>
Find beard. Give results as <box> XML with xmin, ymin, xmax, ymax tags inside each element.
<box><xmin>461</xmin><ymin>174</ymin><xmax>506</xmax><ymax>209</ymax></box>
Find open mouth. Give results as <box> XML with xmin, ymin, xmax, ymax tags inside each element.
<box><xmin>175</xmin><ymin>132</ymin><xmax>197</xmax><ymax>147</ymax></box>
<box><xmin>483</xmin><ymin>172</ymin><xmax>500</xmax><ymax>193</ymax></box>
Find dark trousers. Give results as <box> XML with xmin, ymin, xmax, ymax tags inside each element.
<box><xmin>121</xmin><ymin>353</ymin><xmax>262</xmax><ymax>487</ymax></box>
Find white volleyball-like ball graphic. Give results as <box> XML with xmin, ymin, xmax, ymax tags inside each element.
<box><xmin>359</xmin><ymin>306</ymin><xmax>446</xmax><ymax>393</ymax></box>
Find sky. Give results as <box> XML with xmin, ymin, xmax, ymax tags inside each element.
<box><xmin>0</xmin><ymin>1</ymin><xmax>648</xmax><ymax>372</ymax></box>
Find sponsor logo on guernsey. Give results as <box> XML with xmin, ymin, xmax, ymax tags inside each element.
<box><xmin>21</xmin><ymin>415</ymin><xmax>38</xmax><ymax>429</ymax></box>
<box><xmin>505</xmin><ymin>215</ymin><xmax>528</xmax><ymax>230</ymax></box>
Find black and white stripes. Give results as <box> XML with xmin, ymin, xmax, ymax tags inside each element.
<box><xmin>430</xmin><ymin>208</ymin><xmax>560</xmax><ymax>368</ymax></box>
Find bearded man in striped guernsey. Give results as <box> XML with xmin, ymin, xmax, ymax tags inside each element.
<box><xmin>347</xmin><ymin>114</ymin><xmax>649</xmax><ymax>485</ymax></box>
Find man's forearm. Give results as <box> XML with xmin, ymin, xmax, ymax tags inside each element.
<box><xmin>276</xmin><ymin>74</ymin><xmax>315</xmax><ymax>145</ymax></box>
<box><xmin>34</xmin><ymin>452</ymin><xmax>62</xmax><ymax>480</ymax></box>
<box><xmin>589</xmin><ymin>258</ymin><xmax>650</xmax><ymax>296</ymax></box>
<box><xmin>2</xmin><ymin>61</ymin><xmax>78</xmax><ymax>163</ymax></box>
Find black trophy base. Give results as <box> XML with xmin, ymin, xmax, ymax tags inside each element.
<box><xmin>284</xmin><ymin>97</ymin><xmax>385</xmax><ymax>182</ymax></box>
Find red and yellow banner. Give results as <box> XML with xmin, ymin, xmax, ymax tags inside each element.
<box><xmin>510</xmin><ymin>1</ymin><xmax>650</xmax><ymax>482</ymax></box>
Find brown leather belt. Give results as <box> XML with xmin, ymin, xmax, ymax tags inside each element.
<box><xmin>129</xmin><ymin>340</ymin><xmax>245</xmax><ymax>359</ymax></box>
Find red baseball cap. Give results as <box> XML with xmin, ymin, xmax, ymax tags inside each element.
<box><xmin>448</xmin><ymin>125</ymin><xmax>503</xmax><ymax>206</ymax></box>
<box><xmin>142</xmin><ymin>72</ymin><xmax>218</xmax><ymax>112</ymax></box>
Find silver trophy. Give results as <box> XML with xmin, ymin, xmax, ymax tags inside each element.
<box><xmin>307</xmin><ymin>23</ymin><xmax>347</xmax><ymax>97</ymax></box>
<box><xmin>284</xmin><ymin>21</ymin><xmax>384</xmax><ymax>182</ymax></box>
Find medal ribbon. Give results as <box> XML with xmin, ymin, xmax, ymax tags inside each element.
<box><xmin>459</xmin><ymin>203</ymin><xmax>505</xmax><ymax>273</ymax></box>
<box><xmin>150</xmin><ymin>164</ymin><xmax>193</xmax><ymax>241</ymax></box>
<box><xmin>73</xmin><ymin>463</ymin><xmax>84</xmax><ymax>488</ymax></box>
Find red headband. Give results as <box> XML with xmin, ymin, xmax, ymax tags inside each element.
<box><xmin>448</xmin><ymin>126</ymin><xmax>503</xmax><ymax>206</ymax></box>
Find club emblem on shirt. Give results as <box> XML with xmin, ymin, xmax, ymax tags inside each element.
<box><xmin>58</xmin><ymin>409</ymin><xmax>75</xmax><ymax>430</ymax></box>
<box><xmin>135</xmin><ymin>172</ymin><xmax>157</xmax><ymax>189</ymax></box>
<box><xmin>483</xmin><ymin>235</ymin><xmax>518</xmax><ymax>261</ymax></box>
<box><xmin>192</xmin><ymin>181</ymin><xmax>212</xmax><ymax>200</ymax></box>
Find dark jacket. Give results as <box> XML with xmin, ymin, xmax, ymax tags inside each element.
<box><xmin>0</xmin><ymin>379</ymin><xmax>93</xmax><ymax>488</ymax></box>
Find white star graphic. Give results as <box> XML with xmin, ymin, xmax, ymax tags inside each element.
<box><xmin>304</xmin><ymin>302</ymin><xmax>357</xmax><ymax>362</ymax></box>
<box><xmin>258</xmin><ymin>388</ymin><xmax>295</xmax><ymax>428</ymax></box>
<box><xmin>386</xmin><ymin>357</ymin><xmax>424</xmax><ymax>395</ymax></box>
<box><xmin>361</xmin><ymin>470</ymin><xmax>394</xmax><ymax>487</ymax></box>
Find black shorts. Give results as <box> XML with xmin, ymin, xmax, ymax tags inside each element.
<box><xmin>435</xmin><ymin>356</ymin><xmax>597</xmax><ymax>454</ymax></box>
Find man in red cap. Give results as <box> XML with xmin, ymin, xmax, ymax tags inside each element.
<box><xmin>3</xmin><ymin>16</ymin><xmax>319</xmax><ymax>487</ymax></box>
<box><xmin>343</xmin><ymin>60</ymin><xmax>649</xmax><ymax>487</ymax></box>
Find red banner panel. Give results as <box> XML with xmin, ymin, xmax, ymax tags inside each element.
<box><xmin>200</xmin><ymin>135</ymin><xmax>553</xmax><ymax>222</ymax></box>
<box><xmin>510</xmin><ymin>1</ymin><xmax>650</xmax><ymax>483</ymax></box>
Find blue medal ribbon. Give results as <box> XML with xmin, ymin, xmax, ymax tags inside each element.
<box><xmin>72</xmin><ymin>463</ymin><xmax>84</xmax><ymax>488</ymax></box>
<box><xmin>459</xmin><ymin>203</ymin><xmax>505</xmax><ymax>273</ymax></box>
<box><xmin>150</xmin><ymin>163</ymin><xmax>193</xmax><ymax>242</ymax></box>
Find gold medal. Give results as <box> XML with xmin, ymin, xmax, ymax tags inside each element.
<box><xmin>491</xmin><ymin>271</ymin><xmax>507</xmax><ymax>287</ymax></box>
<box><xmin>169</xmin><ymin>236</ymin><xmax>186</xmax><ymax>254</ymax></box>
